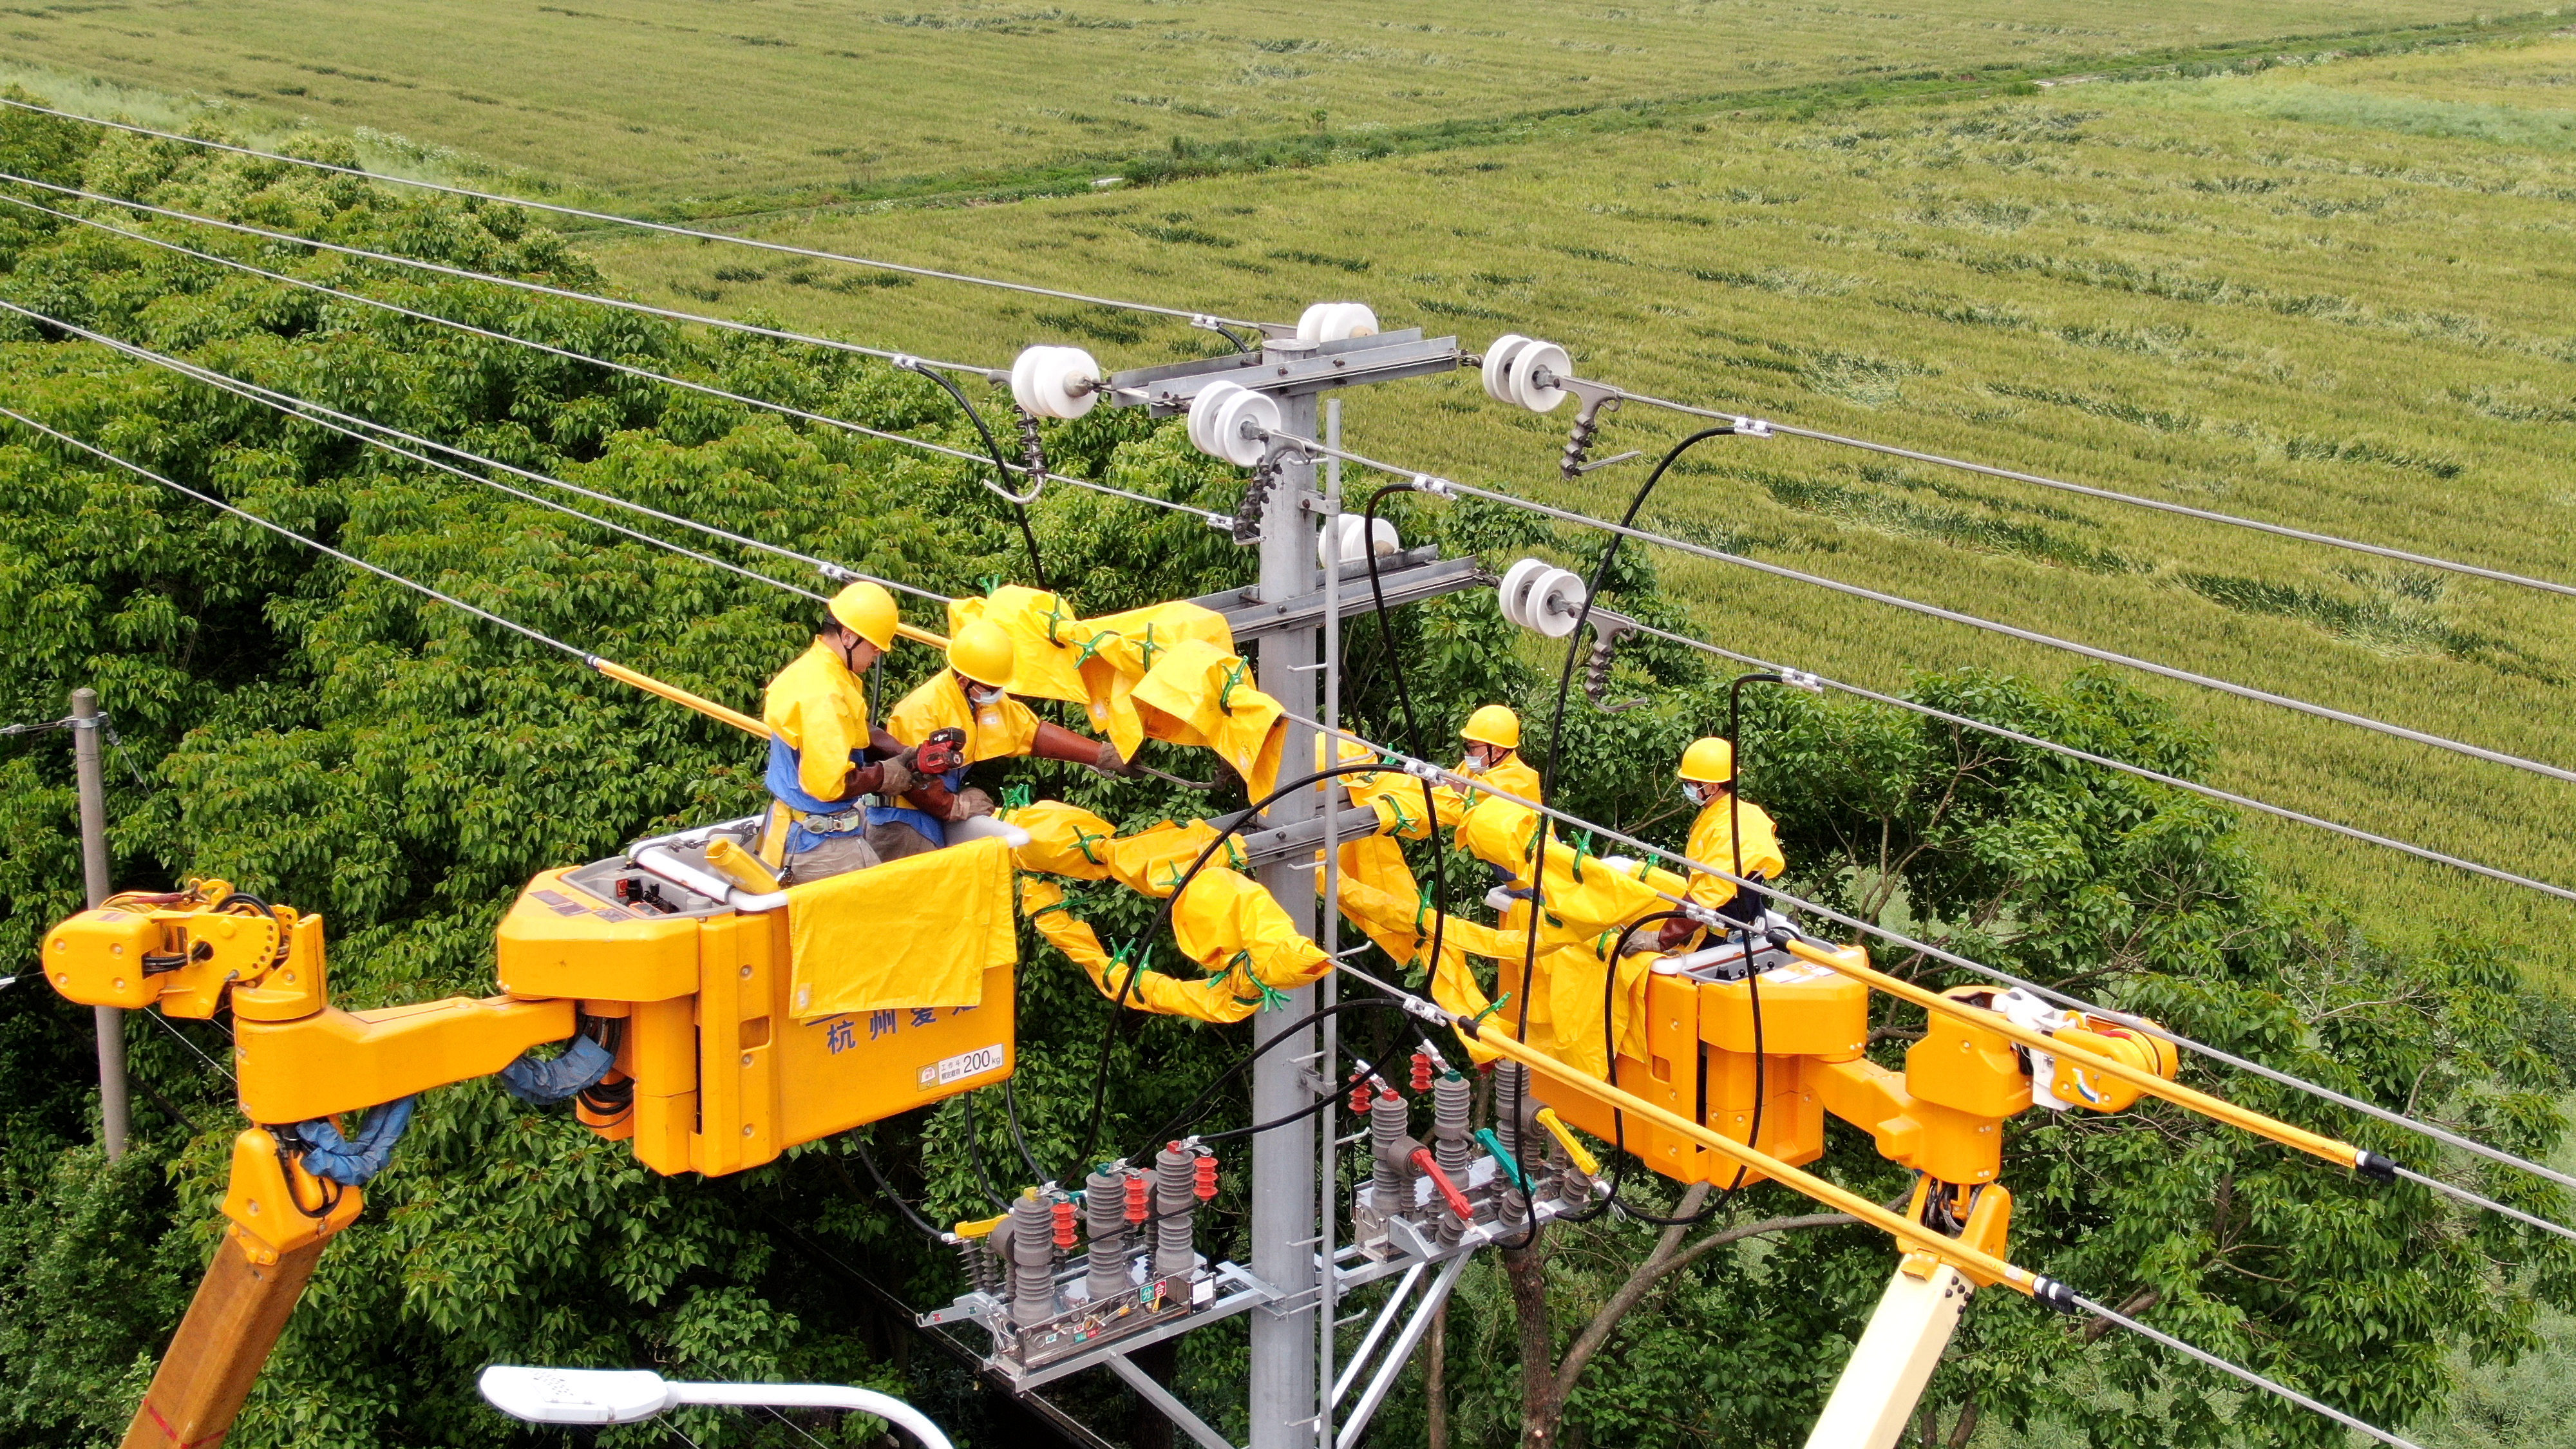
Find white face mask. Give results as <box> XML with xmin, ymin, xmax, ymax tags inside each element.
<box><xmin>965</xmin><ymin>682</ymin><xmax>1005</xmax><ymax>708</ymax></box>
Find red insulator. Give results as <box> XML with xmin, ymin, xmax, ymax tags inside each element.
<box><xmin>1051</xmin><ymin>1199</ymin><xmax>1077</xmax><ymax>1249</ymax></box>
<box><xmin>1125</xmin><ymin>1171</ymin><xmax>1150</xmax><ymax>1224</ymax></box>
<box><xmin>1410</xmin><ymin>1052</ymin><xmax>1433</xmax><ymax>1092</ymax></box>
<box><xmin>1348</xmin><ymin>1084</ymin><xmax>1373</xmax><ymax>1116</ymax></box>
<box><xmin>1193</xmin><ymin>1152</ymin><xmax>1218</xmax><ymax>1200</ymax></box>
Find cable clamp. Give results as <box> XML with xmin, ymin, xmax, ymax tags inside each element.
<box><xmin>1734</xmin><ymin>416</ymin><xmax>1774</xmax><ymax>439</ymax></box>
<box><xmin>1412</xmin><ymin>474</ymin><xmax>1455</xmax><ymax>497</ymax></box>
<box><xmin>815</xmin><ymin>562</ymin><xmax>860</xmax><ymax>582</ymax></box>
<box><xmin>1398</xmin><ymin>757</ymin><xmax>1443</xmax><ymax>781</ymax></box>
<box><xmin>893</xmin><ymin>354</ymin><xmax>925</xmax><ymax>372</ymax></box>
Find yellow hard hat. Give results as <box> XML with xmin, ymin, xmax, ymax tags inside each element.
<box><xmin>1677</xmin><ymin>736</ymin><xmax>1734</xmax><ymax>785</ymax></box>
<box><xmin>949</xmin><ymin>619</ymin><xmax>1019</xmax><ymax>690</ymax></box>
<box><xmin>1461</xmin><ymin>705</ymin><xmax>1520</xmax><ymax>750</ymax></box>
<box><xmin>827</xmin><ymin>581</ymin><xmax>899</xmax><ymax>650</ymax></box>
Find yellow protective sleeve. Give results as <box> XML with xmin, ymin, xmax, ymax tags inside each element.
<box><xmin>763</xmin><ymin>640</ymin><xmax>872</xmax><ymax>804</ymax></box>
<box><xmin>1065</xmin><ymin>602</ymin><xmax>1238</xmax><ymax>759</ymax></box>
<box><xmin>1128</xmin><ymin>637</ymin><xmax>1286</xmax><ymax>798</ymax></box>
<box><xmin>1681</xmin><ymin>796</ymin><xmax>1788</xmax><ymax>913</ymax></box>
<box><xmin>1005</xmin><ymin>800</ymin><xmax>1119</xmax><ymax>880</ymax></box>
<box><xmin>950</xmin><ymin>587</ymin><xmax>1092</xmax><ymax>705</ymax></box>
<box><xmin>786</xmin><ymin>837</ymin><xmax>1012</xmax><ymax>1019</ymax></box>
<box><xmin>885</xmin><ymin>672</ymin><xmax>1041</xmax><ymax>764</ymax></box>
<box><xmin>1170</xmin><ymin>867</ymin><xmax>1332</xmax><ymax>1003</ymax></box>
<box><xmin>1020</xmin><ymin>878</ymin><xmax>1255</xmax><ymax>1023</ymax></box>
<box><xmin>1103</xmin><ymin>819</ymin><xmax>1243</xmax><ymax>898</ymax></box>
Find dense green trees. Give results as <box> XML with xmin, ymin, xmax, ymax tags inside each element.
<box><xmin>0</xmin><ymin>100</ymin><xmax>2569</xmax><ymax>1448</ymax></box>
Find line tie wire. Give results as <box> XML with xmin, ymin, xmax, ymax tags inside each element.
<box><xmin>0</xmin><ymin>97</ymin><xmax>1276</xmax><ymax>333</ymax></box>
<box><xmin>1609</xmin><ymin>614</ymin><xmax>2576</xmax><ymax>907</ymax></box>
<box><xmin>0</xmin><ymin>182</ymin><xmax>1234</xmax><ymax>532</ymax></box>
<box><xmin>1434</xmin><ymin>477</ymin><xmax>2576</xmax><ymax>788</ymax></box>
<box><xmin>1283</xmin><ymin>709</ymin><xmax>2576</xmax><ymax>1218</ymax></box>
<box><xmin>1578</xmin><ymin>377</ymin><xmax>2576</xmax><ymax>601</ymax></box>
<box><xmin>1329</xmin><ymin>954</ymin><xmax>2427</xmax><ymax>1449</ymax></box>
<box><xmin>0</xmin><ymin>296</ymin><xmax>950</xmax><ymax>605</ymax></box>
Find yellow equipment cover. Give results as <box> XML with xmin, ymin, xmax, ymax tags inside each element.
<box><xmin>1128</xmin><ymin>637</ymin><xmax>1287</xmax><ymax>797</ymax></box>
<box><xmin>1103</xmin><ymin>819</ymin><xmax>1242</xmax><ymax>897</ymax></box>
<box><xmin>1021</xmin><ymin>878</ymin><xmax>1257</xmax><ymax>1024</ymax></box>
<box><xmin>786</xmin><ymin>837</ymin><xmax>1014</xmax><ymax>1019</ymax></box>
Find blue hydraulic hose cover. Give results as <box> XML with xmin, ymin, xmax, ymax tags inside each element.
<box><xmin>498</xmin><ymin>1032</ymin><xmax>616</xmax><ymax>1106</ymax></box>
<box><xmin>298</xmin><ymin>1095</ymin><xmax>418</xmax><ymax>1186</ymax></box>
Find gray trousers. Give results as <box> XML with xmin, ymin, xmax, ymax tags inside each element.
<box><xmin>780</xmin><ymin>830</ymin><xmax>880</xmax><ymax>884</ymax></box>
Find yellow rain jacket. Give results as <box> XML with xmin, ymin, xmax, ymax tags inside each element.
<box><xmin>1004</xmin><ymin>800</ymin><xmax>1119</xmax><ymax>880</ymax></box>
<box><xmin>886</xmin><ymin>671</ymin><xmax>1042</xmax><ymax>765</ymax></box>
<box><xmin>763</xmin><ymin>640</ymin><xmax>871</xmax><ymax>804</ymax></box>
<box><xmin>1459</xmin><ymin>751</ymin><xmax>1541</xmax><ymax>808</ymax></box>
<box><xmin>1682</xmin><ymin>793</ymin><xmax>1787</xmax><ymax>914</ymax></box>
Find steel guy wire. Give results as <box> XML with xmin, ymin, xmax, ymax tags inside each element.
<box><xmin>2069</xmin><ymin>1293</ymin><xmax>2423</xmax><ymax>1449</ymax></box>
<box><xmin>1282</xmin><ymin>709</ymin><xmax>2576</xmax><ymax>1221</ymax></box>
<box><xmin>1611</xmin><ymin>614</ymin><xmax>2576</xmax><ymax>907</ymax></box>
<box><xmin>0</xmin><ymin>296</ymin><xmax>950</xmax><ymax>604</ymax></box>
<box><xmin>143</xmin><ymin>1006</ymin><xmax>236</xmax><ymax>1083</ymax></box>
<box><xmin>1575</xmin><ymin>377</ymin><xmax>2576</xmax><ymax>601</ymax></box>
<box><xmin>1436</xmin><ymin>477</ymin><xmax>2576</xmax><ymax>788</ymax></box>
<box><xmin>1267</xmin><ymin>430</ymin><xmax>2576</xmax><ymax>786</ymax></box>
<box><xmin>0</xmin><ymin>168</ymin><xmax>1000</xmax><ymax>374</ymax></box>
<box><xmin>0</xmin><ymin>184</ymin><xmax>1233</xmax><ymax>532</ymax></box>
<box><xmin>1329</xmin><ymin>954</ymin><xmax>2429</xmax><ymax>1449</ymax></box>
<box><xmin>0</xmin><ymin>97</ymin><xmax>1277</xmax><ymax>334</ymax></box>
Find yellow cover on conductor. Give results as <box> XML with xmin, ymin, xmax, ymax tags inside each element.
<box><xmin>786</xmin><ymin>837</ymin><xmax>1015</xmax><ymax>1019</ymax></box>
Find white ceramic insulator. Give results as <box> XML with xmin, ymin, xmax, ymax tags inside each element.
<box><xmin>1317</xmin><ymin>515</ymin><xmax>1401</xmax><ymax>569</ymax></box>
<box><xmin>1512</xmin><ymin>340</ymin><xmax>1571</xmax><ymax>414</ymax></box>
<box><xmin>1530</xmin><ymin>567</ymin><xmax>1586</xmax><ymax>638</ymax></box>
<box><xmin>1496</xmin><ymin>556</ymin><xmax>1552</xmax><ymax>629</ymax></box>
<box><xmin>1298</xmin><ymin>301</ymin><xmax>1380</xmax><ymax>343</ymax></box>
<box><xmin>1212</xmin><ymin>387</ymin><xmax>1282</xmax><ymax>468</ymax></box>
<box><xmin>1188</xmin><ymin>379</ymin><xmax>1244</xmax><ymax>459</ymax></box>
<box><xmin>1010</xmin><ymin>345</ymin><xmax>1102</xmax><ymax>419</ymax></box>
<box><xmin>1482</xmin><ymin>334</ymin><xmax>1531</xmax><ymax>404</ymax></box>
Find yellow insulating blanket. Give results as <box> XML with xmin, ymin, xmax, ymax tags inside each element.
<box><xmin>1104</xmin><ymin>819</ymin><xmax>1245</xmax><ymax>898</ymax></box>
<box><xmin>1129</xmin><ymin>637</ymin><xmax>1287</xmax><ymax>799</ymax></box>
<box><xmin>1022</xmin><ymin>877</ymin><xmax>1255</xmax><ymax>1023</ymax></box>
<box><xmin>1330</xmin><ymin>835</ymin><xmax>1652</xmax><ymax>1076</ymax></box>
<box><xmin>1064</xmin><ymin>603</ymin><xmax>1238</xmax><ymax>759</ymax></box>
<box><xmin>948</xmin><ymin>586</ymin><xmax>1091</xmax><ymax>705</ymax></box>
<box><xmin>1021</xmin><ymin>870</ymin><xmax>1332</xmax><ymax>1023</ymax></box>
<box><xmin>786</xmin><ymin>837</ymin><xmax>1014</xmax><ymax>1019</ymax></box>
<box><xmin>1006</xmin><ymin>800</ymin><xmax>1119</xmax><ymax>880</ymax></box>
<box><xmin>1453</xmin><ymin>794</ymin><xmax>1673</xmax><ymax>945</ymax></box>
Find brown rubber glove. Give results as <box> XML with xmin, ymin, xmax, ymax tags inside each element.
<box><xmin>1656</xmin><ymin>916</ymin><xmax>1700</xmax><ymax>953</ymax></box>
<box><xmin>1093</xmin><ymin>740</ymin><xmax>1140</xmax><ymax>777</ymax></box>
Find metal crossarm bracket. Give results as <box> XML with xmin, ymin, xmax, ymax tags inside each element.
<box><xmin>1198</xmin><ymin>553</ymin><xmax>1486</xmax><ymax>640</ymax></box>
<box><xmin>1106</xmin><ymin>330</ymin><xmax>1463</xmax><ymax>412</ymax></box>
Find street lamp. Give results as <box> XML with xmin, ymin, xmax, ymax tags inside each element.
<box><xmin>478</xmin><ymin>1365</ymin><xmax>954</xmax><ymax>1449</ymax></box>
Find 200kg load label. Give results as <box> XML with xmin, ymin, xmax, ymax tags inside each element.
<box><xmin>918</xmin><ymin>1044</ymin><xmax>1006</xmax><ymax>1090</ymax></box>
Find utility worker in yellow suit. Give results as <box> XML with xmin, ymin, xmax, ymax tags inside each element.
<box><xmin>762</xmin><ymin>582</ymin><xmax>920</xmax><ymax>884</ymax></box>
<box><xmin>876</xmin><ymin>618</ymin><xmax>1135</xmax><ymax>862</ymax></box>
<box><xmin>1658</xmin><ymin>736</ymin><xmax>1788</xmax><ymax>952</ymax></box>
<box><xmin>1456</xmin><ymin>705</ymin><xmax>1542</xmax><ymax>804</ymax></box>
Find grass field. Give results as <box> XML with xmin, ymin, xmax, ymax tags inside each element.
<box><xmin>562</xmin><ymin>33</ymin><xmax>2576</xmax><ymax>961</ymax></box>
<box><xmin>0</xmin><ymin>0</ymin><xmax>2534</xmax><ymax>207</ymax></box>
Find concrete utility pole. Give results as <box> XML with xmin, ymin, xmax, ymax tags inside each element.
<box><xmin>70</xmin><ymin>687</ymin><xmax>129</xmax><ymax>1161</ymax></box>
<box><xmin>1249</xmin><ymin>375</ymin><xmax>1323</xmax><ymax>1449</ymax></box>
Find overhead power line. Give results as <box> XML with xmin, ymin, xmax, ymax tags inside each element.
<box><xmin>1436</xmin><ymin>476</ymin><xmax>2576</xmax><ymax>788</ymax></box>
<box><xmin>1291</xmin><ymin>711</ymin><xmax>2576</xmax><ymax>1221</ymax></box>
<box><xmin>0</xmin><ymin>181</ymin><xmax>1233</xmax><ymax>532</ymax></box>
<box><xmin>1587</xmin><ymin>379</ymin><xmax>2576</xmax><ymax>601</ymax></box>
<box><xmin>0</xmin><ymin>97</ymin><xmax>1274</xmax><ymax>334</ymax></box>
<box><xmin>0</xmin><ymin>169</ymin><xmax>996</xmax><ymax>375</ymax></box>
<box><xmin>1613</xmin><ymin>614</ymin><xmax>2576</xmax><ymax>907</ymax></box>
<box><xmin>0</xmin><ymin>296</ymin><xmax>950</xmax><ymax>605</ymax></box>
